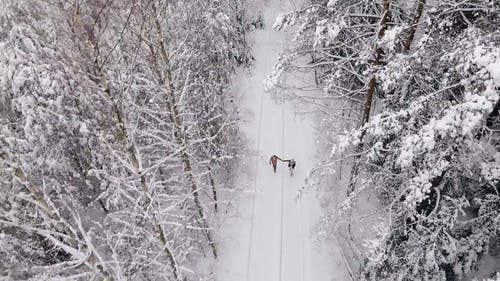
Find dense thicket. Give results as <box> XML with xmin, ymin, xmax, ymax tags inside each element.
<box><xmin>272</xmin><ymin>0</ymin><xmax>500</xmax><ymax>280</ymax></box>
<box><xmin>0</xmin><ymin>0</ymin><xmax>253</xmax><ymax>280</ymax></box>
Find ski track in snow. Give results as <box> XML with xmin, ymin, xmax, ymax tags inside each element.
<box><xmin>215</xmin><ymin>1</ymin><xmax>350</xmax><ymax>280</ymax></box>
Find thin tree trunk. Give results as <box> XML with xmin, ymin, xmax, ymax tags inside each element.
<box><xmin>360</xmin><ymin>77</ymin><xmax>377</xmax><ymax>126</ymax></box>
<box><xmin>208</xmin><ymin>165</ymin><xmax>218</xmax><ymax>213</ymax></box>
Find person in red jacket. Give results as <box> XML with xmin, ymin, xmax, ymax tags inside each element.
<box><xmin>269</xmin><ymin>155</ymin><xmax>280</xmax><ymax>173</ymax></box>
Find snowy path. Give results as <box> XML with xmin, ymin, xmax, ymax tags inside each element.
<box><xmin>215</xmin><ymin>1</ymin><xmax>350</xmax><ymax>281</ymax></box>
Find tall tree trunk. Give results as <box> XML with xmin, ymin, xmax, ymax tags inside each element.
<box><xmin>404</xmin><ymin>0</ymin><xmax>426</xmax><ymax>52</ymax></box>
<box><xmin>345</xmin><ymin>4</ymin><xmax>393</xmax><ymax>272</ymax></box>
<box><xmin>347</xmin><ymin>0</ymin><xmax>391</xmax><ymax>195</ymax></box>
<box><xmin>150</xmin><ymin>2</ymin><xmax>218</xmax><ymax>258</ymax></box>
<box><xmin>104</xmin><ymin>80</ymin><xmax>182</xmax><ymax>281</ymax></box>
<box><xmin>348</xmin><ymin>0</ymin><xmax>427</xmax><ymax>194</ymax></box>
<box><xmin>171</xmin><ymin>106</ymin><xmax>218</xmax><ymax>258</ymax></box>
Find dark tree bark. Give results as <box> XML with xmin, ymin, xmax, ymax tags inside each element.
<box><xmin>404</xmin><ymin>0</ymin><xmax>426</xmax><ymax>52</ymax></box>
<box><xmin>348</xmin><ymin>0</ymin><xmax>391</xmax><ymax>195</ymax></box>
<box><xmin>208</xmin><ymin>165</ymin><xmax>218</xmax><ymax>213</ymax></box>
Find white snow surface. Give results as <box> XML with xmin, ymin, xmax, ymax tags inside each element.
<box><xmin>215</xmin><ymin>1</ymin><xmax>350</xmax><ymax>281</ymax></box>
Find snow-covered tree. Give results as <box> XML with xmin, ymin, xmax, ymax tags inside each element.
<box><xmin>356</xmin><ymin>1</ymin><xmax>500</xmax><ymax>279</ymax></box>
<box><xmin>270</xmin><ymin>0</ymin><xmax>410</xmax><ymax>117</ymax></box>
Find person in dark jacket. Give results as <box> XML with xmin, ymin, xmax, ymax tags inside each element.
<box><xmin>287</xmin><ymin>159</ymin><xmax>296</xmax><ymax>176</ymax></box>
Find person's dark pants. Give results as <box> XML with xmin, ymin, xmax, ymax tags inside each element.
<box><xmin>273</xmin><ymin>165</ymin><xmax>276</xmax><ymax>173</ymax></box>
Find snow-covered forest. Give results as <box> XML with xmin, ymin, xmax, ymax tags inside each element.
<box><xmin>0</xmin><ymin>0</ymin><xmax>499</xmax><ymax>280</ymax></box>
<box><xmin>271</xmin><ymin>0</ymin><xmax>500</xmax><ymax>280</ymax></box>
<box><xmin>0</xmin><ymin>0</ymin><xmax>253</xmax><ymax>279</ymax></box>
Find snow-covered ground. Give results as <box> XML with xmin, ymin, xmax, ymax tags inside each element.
<box><xmin>215</xmin><ymin>1</ymin><xmax>350</xmax><ymax>280</ymax></box>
